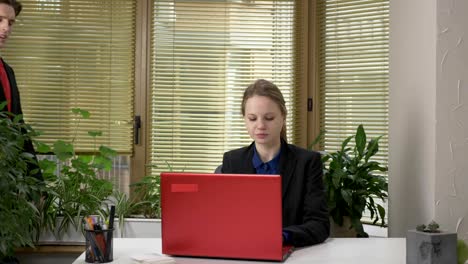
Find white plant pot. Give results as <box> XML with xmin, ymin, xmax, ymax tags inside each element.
<box><xmin>38</xmin><ymin>217</ymin><xmax>161</xmax><ymax>245</ymax></box>
<box><xmin>406</xmin><ymin>229</ymin><xmax>457</xmax><ymax>264</ymax></box>
<box><xmin>38</xmin><ymin>217</ymin><xmax>86</xmax><ymax>245</ymax></box>
<box><xmin>113</xmin><ymin>218</ymin><xmax>161</xmax><ymax>238</ymax></box>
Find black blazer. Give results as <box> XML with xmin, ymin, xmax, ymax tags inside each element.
<box><xmin>1</xmin><ymin>59</ymin><xmax>43</xmax><ymax>181</ymax></box>
<box><xmin>221</xmin><ymin>141</ymin><xmax>330</xmax><ymax>247</ymax></box>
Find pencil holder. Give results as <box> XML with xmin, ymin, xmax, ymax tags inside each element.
<box><xmin>85</xmin><ymin>228</ymin><xmax>114</xmax><ymax>263</ymax></box>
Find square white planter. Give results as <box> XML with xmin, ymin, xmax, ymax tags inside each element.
<box><xmin>38</xmin><ymin>224</ymin><xmax>85</xmax><ymax>245</ymax></box>
<box><xmin>38</xmin><ymin>218</ymin><xmax>161</xmax><ymax>245</ymax></box>
<box><xmin>113</xmin><ymin>218</ymin><xmax>161</xmax><ymax>238</ymax></box>
<box><xmin>406</xmin><ymin>229</ymin><xmax>457</xmax><ymax>264</ymax></box>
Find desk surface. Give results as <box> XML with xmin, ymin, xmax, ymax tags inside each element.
<box><xmin>72</xmin><ymin>237</ymin><xmax>405</xmax><ymax>264</ymax></box>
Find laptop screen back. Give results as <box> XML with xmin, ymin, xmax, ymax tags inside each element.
<box><xmin>161</xmin><ymin>172</ymin><xmax>284</xmax><ymax>261</ymax></box>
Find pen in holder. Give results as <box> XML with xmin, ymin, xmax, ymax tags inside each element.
<box><xmin>85</xmin><ymin>227</ymin><xmax>114</xmax><ymax>263</ymax></box>
<box><xmin>84</xmin><ymin>207</ymin><xmax>115</xmax><ymax>263</ymax></box>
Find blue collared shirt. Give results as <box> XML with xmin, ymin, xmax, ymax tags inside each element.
<box><xmin>252</xmin><ymin>145</ymin><xmax>281</xmax><ymax>175</ymax></box>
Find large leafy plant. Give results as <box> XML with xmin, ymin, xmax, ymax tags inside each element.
<box><xmin>36</xmin><ymin>108</ymin><xmax>116</xmax><ymax>237</ymax></box>
<box><xmin>0</xmin><ymin>102</ymin><xmax>44</xmax><ymax>258</ymax></box>
<box><xmin>322</xmin><ymin>124</ymin><xmax>388</xmax><ymax>237</ymax></box>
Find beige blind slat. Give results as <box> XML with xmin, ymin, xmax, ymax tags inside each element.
<box><xmin>150</xmin><ymin>0</ymin><xmax>300</xmax><ymax>173</ymax></box>
<box><xmin>318</xmin><ymin>0</ymin><xmax>389</xmax><ymax>225</ymax></box>
<box><xmin>3</xmin><ymin>0</ymin><xmax>136</xmax><ymax>153</ymax></box>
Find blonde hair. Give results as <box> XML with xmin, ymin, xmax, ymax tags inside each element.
<box><xmin>241</xmin><ymin>79</ymin><xmax>287</xmax><ymax>142</ymax></box>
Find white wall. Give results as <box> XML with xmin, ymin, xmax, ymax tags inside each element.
<box><xmin>389</xmin><ymin>0</ymin><xmax>468</xmax><ymax>239</ymax></box>
<box><xmin>435</xmin><ymin>0</ymin><xmax>468</xmax><ymax>240</ymax></box>
<box><xmin>388</xmin><ymin>0</ymin><xmax>437</xmax><ymax>236</ymax></box>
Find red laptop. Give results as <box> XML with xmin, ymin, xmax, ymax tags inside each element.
<box><xmin>160</xmin><ymin>172</ymin><xmax>294</xmax><ymax>261</ymax></box>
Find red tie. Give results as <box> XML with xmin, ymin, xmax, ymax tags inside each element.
<box><xmin>0</xmin><ymin>60</ymin><xmax>12</xmax><ymax>112</ymax></box>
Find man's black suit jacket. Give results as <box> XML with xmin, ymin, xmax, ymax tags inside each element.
<box><xmin>1</xmin><ymin>59</ymin><xmax>43</xmax><ymax>181</ymax></box>
<box><xmin>221</xmin><ymin>141</ymin><xmax>330</xmax><ymax>247</ymax></box>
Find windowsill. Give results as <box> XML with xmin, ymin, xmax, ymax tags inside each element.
<box><xmin>364</xmin><ymin>224</ymin><xmax>388</xmax><ymax>237</ymax></box>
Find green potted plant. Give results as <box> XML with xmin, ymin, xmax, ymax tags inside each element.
<box><xmin>130</xmin><ymin>171</ymin><xmax>162</xmax><ymax>219</ymax></box>
<box><xmin>35</xmin><ymin>108</ymin><xmax>116</xmax><ymax>241</ymax></box>
<box><xmin>0</xmin><ymin>102</ymin><xmax>45</xmax><ymax>260</ymax></box>
<box><xmin>458</xmin><ymin>239</ymin><xmax>468</xmax><ymax>264</ymax></box>
<box><xmin>111</xmin><ymin>190</ymin><xmax>149</xmax><ymax>237</ymax></box>
<box><xmin>126</xmin><ymin>162</ymin><xmax>177</xmax><ymax>220</ymax></box>
<box><xmin>321</xmin><ymin>124</ymin><xmax>388</xmax><ymax>237</ymax></box>
<box><xmin>109</xmin><ymin>162</ymin><xmax>177</xmax><ymax>238</ymax></box>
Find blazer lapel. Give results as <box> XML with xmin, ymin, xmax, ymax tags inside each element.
<box><xmin>0</xmin><ymin>81</ymin><xmax>5</xmax><ymax>108</ymax></box>
<box><xmin>2</xmin><ymin>60</ymin><xmax>21</xmax><ymax>114</ymax></box>
<box><xmin>240</xmin><ymin>143</ymin><xmax>257</xmax><ymax>174</ymax></box>
<box><xmin>279</xmin><ymin>142</ymin><xmax>297</xmax><ymax>198</ymax></box>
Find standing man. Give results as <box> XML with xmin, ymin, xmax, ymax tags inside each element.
<box><xmin>0</xmin><ymin>0</ymin><xmax>42</xmax><ymax>179</ymax></box>
<box><xmin>0</xmin><ymin>0</ymin><xmax>26</xmax><ymax>115</ymax></box>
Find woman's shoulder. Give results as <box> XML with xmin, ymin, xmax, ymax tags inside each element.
<box><xmin>222</xmin><ymin>143</ymin><xmax>255</xmax><ymax>172</ymax></box>
<box><xmin>224</xmin><ymin>144</ymin><xmax>253</xmax><ymax>157</ymax></box>
<box><xmin>285</xmin><ymin>143</ymin><xmax>322</xmax><ymax>159</ymax></box>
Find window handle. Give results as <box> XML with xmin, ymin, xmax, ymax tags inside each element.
<box><xmin>134</xmin><ymin>115</ymin><xmax>141</xmax><ymax>145</ymax></box>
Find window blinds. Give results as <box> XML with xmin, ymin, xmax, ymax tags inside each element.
<box><xmin>318</xmin><ymin>0</ymin><xmax>389</xmax><ymax>225</ymax></box>
<box><xmin>150</xmin><ymin>0</ymin><xmax>301</xmax><ymax>173</ymax></box>
<box><xmin>318</xmin><ymin>0</ymin><xmax>389</xmax><ymax>162</ymax></box>
<box><xmin>3</xmin><ymin>0</ymin><xmax>136</xmax><ymax>153</ymax></box>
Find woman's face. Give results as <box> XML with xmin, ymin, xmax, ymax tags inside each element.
<box><xmin>244</xmin><ymin>95</ymin><xmax>285</xmax><ymax>148</ymax></box>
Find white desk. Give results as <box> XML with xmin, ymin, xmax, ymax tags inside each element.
<box><xmin>72</xmin><ymin>237</ymin><xmax>405</xmax><ymax>264</ymax></box>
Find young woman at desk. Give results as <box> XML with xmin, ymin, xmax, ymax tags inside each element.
<box><xmin>221</xmin><ymin>79</ymin><xmax>330</xmax><ymax>247</ymax></box>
